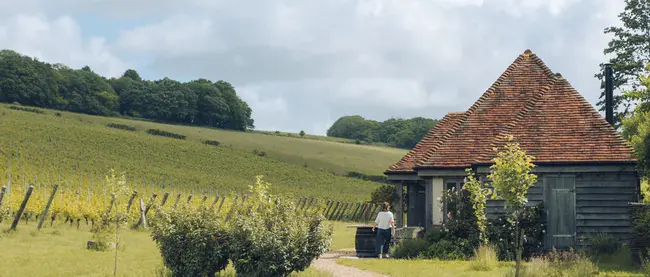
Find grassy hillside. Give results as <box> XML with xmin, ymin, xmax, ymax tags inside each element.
<box><xmin>0</xmin><ymin>104</ymin><xmax>403</xmax><ymax>201</ymax></box>
<box><xmin>20</xmin><ymin>105</ymin><xmax>406</xmax><ymax>177</ymax></box>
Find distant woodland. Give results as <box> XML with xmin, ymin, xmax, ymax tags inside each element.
<box><xmin>326</xmin><ymin>115</ymin><xmax>438</xmax><ymax>149</ymax></box>
<box><xmin>0</xmin><ymin>50</ymin><xmax>254</xmax><ymax>131</ymax></box>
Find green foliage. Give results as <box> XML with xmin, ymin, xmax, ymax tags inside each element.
<box><xmin>370</xmin><ymin>184</ymin><xmax>397</xmax><ymax>205</ymax></box>
<box><xmin>299</xmin><ymin>130</ymin><xmax>305</xmax><ymax>137</ymax></box>
<box><xmin>469</xmin><ymin>244</ymin><xmax>498</xmax><ymax>271</ymax></box>
<box><xmin>589</xmin><ymin>233</ymin><xmax>622</xmax><ymax>256</ymax></box>
<box><xmin>486</xmin><ymin>203</ymin><xmax>546</xmax><ymax>261</ymax></box>
<box><xmin>0</xmin><ymin>49</ymin><xmax>254</xmax><ymax>131</ymax></box>
<box><xmin>106</xmin><ymin>123</ymin><xmax>137</xmax><ymax>132</ymax></box>
<box><xmin>463</xmin><ymin>169</ymin><xmax>491</xmax><ymax>245</ymax></box>
<box><xmin>150</xmin><ymin>206</ymin><xmax>231</xmax><ymax>277</ymax></box>
<box><xmin>326</xmin><ymin>115</ymin><xmax>438</xmax><ymax>149</ymax></box>
<box><xmin>622</xmin><ymin>65</ymin><xmax>650</xmax><ymax>176</ymax></box>
<box><xmin>421</xmin><ymin>239</ymin><xmax>474</xmax><ymax>260</ymax></box>
<box><xmin>642</xmin><ymin>251</ymin><xmax>650</xmax><ymax>277</ymax></box>
<box><xmin>202</xmin><ymin>140</ymin><xmax>221</xmax><ymax>146</ymax></box>
<box><xmin>146</xmin><ymin>129</ymin><xmax>186</xmax><ymax>140</ymax></box>
<box><xmin>596</xmin><ymin>0</ymin><xmax>650</xmax><ymax>127</ymax></box>
<box><xmin>390</xmin><ymin>238</ymin><xmax>431</xmax><ymax>259</ymax></box>
<box><xmin>631</xmin><ymin>205</ymin><xmax>650</xmax><ymax>260</ymax></box>
<box><xmin>8</xmin><ymin>105</ymin><xmax>45</xmax><ymax>114</ymax></box>
<box><xmin>229</xmin><ymin>176</ymin><xmax>333</xmax><ymax>277</ymax></box>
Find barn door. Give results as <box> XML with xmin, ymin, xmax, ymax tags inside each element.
<box><xmin>546</xmin><ymin>176</ymin><xmax>576</xmax><ymax>249</ymax></box>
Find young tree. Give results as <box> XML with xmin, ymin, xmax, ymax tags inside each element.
<box><xmin>595</xmin><ymin>0</ymin><xmax>650</xmax><ymax>128</ymax></box>
<box><xmin>463</xmin><ymin>169</ymin><xmax>491</xmax><ymax>245</ymax></box>
<box><xmin>622</xmin><ymin>63</ymin><xmax>650</xmax><ymax>176</ymax></box>
<box><xmin>299</xmin><ymin>130</ymin><xmax>306</xmax><ymax>137</ymax></box>
<box><xmin>486</xmin><ymin>135</ymin><xmax>537</xmax><ymax>277</ymax></box>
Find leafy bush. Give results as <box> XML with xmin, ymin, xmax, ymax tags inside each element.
<box><xmin>390</xmin><ymin>238</ymin><xmax>431</xmax><ymax>259</ymax></box>
<box><xmin>8</xmin><ymin>105</ymin><xmax>45</xmax><ymax>114</ymax></box>
<box><xmin>434</xmin><ymin>188</ymin><xmax>481</xmax><ymax>258</ymax></box>
<box><xmin>150</xmin><ymin>206</ymin><xmax>231</xmax><ymax>277</ymax></box>
<box><xmin>106</xmin><ymin>123</ymin><xmax>137</xmax><ymax>132</ymax></box>
<box><xmin>421</xmin><ymin>239</ymin><xmax>472</xmax><ymax>260</ymax></box>
<box><xmin>632</xmin><ymin>204</ymin><xmax>650</xmax><ymax>261</ymax></box>
<box><xmin>589</xmin><ymin>232</ymin><xmax>621</xmax><ymax>256</ymax></box>
<box><xmin>202</xmin><ymin>140</ymin><xmax>221</xmax><ymax>146</ymax></box>
<box><xmin>370</xmin><ymin>184</ymin><xmax>397</xmax><ymax>205</ymax></box>
<box><xmin>146</xmin><ymin>129</ymin><xmax>186</xmax><ymax>140</ymax></box>
<box><xmin>470</xmin><ymin>244</ymin><xmax>498</xmax><ymax>271</ymax></box>
<box><xmin>229</xmin><ymin>176</ymin><xmax>333</xmax><ymax>277</ymax></box>
<box><xmin>642</xmin><ymin>251</ymin><xmax>650</xmax><ymax>277</ymax></box>
<box><xmin>487</xmin><ymin>203</ymin><xmax>546</xmax><ymax>261</ymax></box>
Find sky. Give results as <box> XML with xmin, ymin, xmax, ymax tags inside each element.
<box><xmin>0</xmin><ymin>0</ymin><xmax>626</xmax><ymax>135</ymax></box>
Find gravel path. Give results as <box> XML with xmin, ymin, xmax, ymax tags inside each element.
<box><xmin>312</xmin><ymin>253</ymin><xmax>390</xmax><ymax>277</ymax></box>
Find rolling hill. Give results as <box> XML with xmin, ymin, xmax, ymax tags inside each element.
<box><xmin>0</xmin><ymin>104</ymin><xmax>407</xmax><ymax>201</ymax></box>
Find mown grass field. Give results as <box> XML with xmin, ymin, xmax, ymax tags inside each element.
<box><xmin>0</xmin><ymin>221</ymin><xmax>332</xmax><ymax>277</ymax></box>
<box><xmin>0</xmin><ymin>104</ymin><xmax>405</xmax><ymax>201</ymax></box>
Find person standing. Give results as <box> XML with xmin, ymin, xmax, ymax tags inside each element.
<box><xmin>371</xmin><ymin>202</ymin><xmax>395</xmax><ymax>259</ymax></box>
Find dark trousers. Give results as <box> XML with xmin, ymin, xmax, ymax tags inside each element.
<box><xmin>375</xmin><ymin>228</ymin><xmax>392</xmax><ymax>256</ymax></box>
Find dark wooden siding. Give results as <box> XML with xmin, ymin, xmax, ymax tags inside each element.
<box><xmin>574</xmin><ymin>172</ymin><xmax>637</xmax><ymax>249</ymax></box>
<box><xmin>478</xmin><ymin>171</ymin><xmax>637</xmax><ymax>250</ymax></box>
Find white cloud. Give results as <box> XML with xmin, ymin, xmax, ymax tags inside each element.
<box><xmin>0</xmin><ymin>0</ymin><xmax>629</xmax><ymax>135</ymax></box>
<box><xmin>0</xmin><ymin>13</ymin><xmax>129</xmax><ymax>77</ymax></box>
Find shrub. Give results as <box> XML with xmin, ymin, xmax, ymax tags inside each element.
<box><xmin>8</xmin><ymin>105</ymin><xmax>45</xmax><ymax>114</ymax></box>
<box><xmin>435</xmin><ymin>188</ymin><xmax>481</xmax><ymax>258</ymax></box>
<box><xmin>390</xmin><ymin>238</ymin><xmax>431</xmax><ymax>259</ymax></box>
<box><xmin>421</xmin><ymin>239</ymin><xmax>472</xmax><ymax>260</ymax></box>
<box><xmin>299</xmin><ymin>130</ymin><xmax>305</xmax><ymax>137</ymax></box>
<box><xmin>150</xmin><ymin>206</ymin><xmax>231</xmax><ymax>277</ymax></box>
<box><xmin>631</xmin><ymin>204</ymin><xmax>650</xmax><ymax>261</ymax></box>
<box><xmin>487</xmin><ymin>203</ymin><xmax>546</xmax><ymax>261</ymax></box>
<box><xmin>370</xmin><ymin>184</ymin><xmax>397</xmax><ymax>205</ymax></box>
<box><xmin>642</xmin><ymin>252</ymin><xmax>650</xmax><ymax>277</ymax></box>
<box><xmin>252</xmin><ymin>149</ymin><xmax>266</xmax><ymax>157</ymax></box>
<box><xmin>146</xmin><ymin>129</ymin><xmax>186</xmax><ymax>140</ymax></box>
<box><xmin>469</xmin><ymin>244</ymin><xmax>498</xmax><ymax>271</ymax></box>
<box><xmin>202</xmin><ymin>140</ymin><xmax>221</xmax><ymax>147</ymax></box>
<box><xmin>106</xmin><ymin>123</ymin><xmax>137</xmax><ymax>132</ymax></box>
<box><xmin>229</xmin><ymin>176</ymin><xmax>332</xmax><ymax>277</ymax></box>
<box><xmin>589</xmin><ymin>232</ymin><xmax>621</xmax><ymax>256</ymax></box>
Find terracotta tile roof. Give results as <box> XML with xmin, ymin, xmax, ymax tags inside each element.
<box><xmin>476</xmin><ymin>75</ymin><xmax>636</xmax><ymax>164</ymax></box>
<box><xmin>386</xmin><ymin>112</ymin><xmax>464</xmax><ymax>173</ymax></box>
<box><xmin>386</xmin><ymin>49</ymin><xmax>636</xmax><ymax>173</ymax></box>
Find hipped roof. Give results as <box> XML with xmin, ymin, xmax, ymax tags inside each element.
<box><xmin>387</xmin><ymin>49</ymin><xmax>636</xmax><ymax>174</ymax></box>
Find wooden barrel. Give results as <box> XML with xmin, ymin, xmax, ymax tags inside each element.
<box><xmin>355</xmin><ymin>226</ymin><xmax>376</xmax><ymax>258</ymax></box>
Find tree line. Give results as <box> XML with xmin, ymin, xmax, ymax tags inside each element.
<box><xmin>326</xmin><ymin>115</ymin><xmax>438</xmax><ymax>149</ymax></box>
<box><xmin>0</xmin><ymin>50</ymin><xmax>254</xmax><ymax>131</ymax></box>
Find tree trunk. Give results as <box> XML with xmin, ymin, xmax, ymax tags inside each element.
<box><xmin>515</xmin><ymin>219</ymin><xmax>521</xmax><ymax>277</ymax></box>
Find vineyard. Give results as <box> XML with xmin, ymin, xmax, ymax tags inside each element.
<box><xmin>0</xmin><ymin>172</ymin><xmax>378</xmax><ymax>233</ymax></box>
<box><xmin>0</xmin><ymin>104</ymin><xmax>383</xmax><ymax>202</ymax></box>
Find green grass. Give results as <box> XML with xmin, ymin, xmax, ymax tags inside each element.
<box><xmin>0</xmin><ymin>104</ymin><xmax>393</xmax><ymax>201</ymax></box>
<box><xmin>329</xmin><ymin>221</ymin><xmax>371</xmax><ymax>251</ymax></box>
<box><xmin>14</xmin><ymin>104</ymin><xmax>406</xmax><ymax>177</ymax></box>
<box><xmin>0</xmin><ymin>221</ymin><xmax>331</xmax><ymax>277</ymax></box>
<box><xmin>337</xmin><ymin>257</ymin><xmax>644</xmax><ymax>277</ymax></box>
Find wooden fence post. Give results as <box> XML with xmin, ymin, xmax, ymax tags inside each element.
<box><xmin>303</xmin><ymin>198</ymin><xmax>316</xmax><ymax>215</ymax></box>
<box><xmin>328</xmin><ymin>202</ymin><xmax>340</xmax><ymax>219</ymax></box>
<box><xmin>350</xmin><ymin>203</ymin><xmax>361</xmax><ymax>221</ymax></box>
<box><xmin>186</xmin><ymin>194</ymin><xmax>193</xmax><ymax>204</ymax></box>
<box><xmin>139</xmin><ymin>198</ymin><xmax>147</xmax><ymax>229</ymax></box>
<box><xmin>200</xmin><ymin>195</ymin><xmax>208</xmax><ymax>206</ymax></box>
<box><xmin>216</xmin><ymin>196</ymin><xmax>226</xmax><ymax>213</ymax></box>
<box><xmin>337</xmin><ymin>203</ymin><xmax>349</xmax><ymax>221</ymax></box>
<box><xmin>10</xmin><ymin>185</ymin><xmax>33</xmax><ymax>231</ymax></box>
<box><xmin>172</xmin><ymin>193</ymin><xmax>182</xmax><ymax>209</ymax></box>
<box><xmin>125</xmin><ymin>191</ymin><xmax>138</xmax><ymax>215</ymax></box>
<box><xmin>299</xmin><ymin>197</ymin><xmax>308</xmax><ymax>211</ymax></box>
<box><xmin>0</xmin><ymin>186</ymin><xmax>6</xmax><ymax>208</ymax></box>
<box><xmin>364</xmin><ymin>203</ymin><xmax>374</xmax><ymax>223</ymax></box>
<box><xmin>209</xmin><ymin>195</ymin><xmax>220</xmax><ymax>210</ymax></box>
<box><xmin>134</xmin><ymin>194</ymin><xmax>157</xmax><ymax>228</ymax></box>
<box><xmin>356</xmin><ymin>203</ymin><xmax>368</xmax><ymax>221</ymax></box>
<box><xmin>322</xmin><ymin>200</ymin><xmax>332</xmax><ymax>215</ymax></box>
<box><xmin>295</xmin><ymin>198</ymin><xmax>304</xmax><ymax>211</ymax></box>
<box><xmin>37</xmin><ymin>184</ymin><xmax>59</xmax><ymax>231</ymax></box>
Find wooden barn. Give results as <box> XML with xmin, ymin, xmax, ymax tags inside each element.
<box><xmin>385</xmin><ymin>49</ymin><xmax>642</xmax><ymax>250</ymax></box>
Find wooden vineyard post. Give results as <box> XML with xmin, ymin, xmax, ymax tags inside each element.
<box><xmin>298</xmin><ymin>197</ymin><xmax>308</xmax><ymax>211</ymax></box>
<box><xmin>186</xmin><ymin>194</ymin><xmax>193</xmax><ymax>204</ymax></box>
<box><xmin>225</xmin><ymin>195</ymin><xmax>239</xmax><ymax>222</ymax></box>
<box><xmin>336</xmin><ymin>203</ymin><xmax>349</xmax><ymax>221</ymax></box>
<box><xmin>125</xmin><ymin>191</ymin><xmax>138</xmax><ymax>216</ymax></box>
<box><xmin>209</xmin><ymin>195</ymin><xmax>220</xmax><ymax>210</ymax></box>
<box><xmin>329</xmin><ymin>202</ymin><xmax>340</xmax><ymax>220</ymax></box>
<box><xmin>134</xmin><ymin>194</ymin><xmax>157</xmax><ymax>228</ymax></box>
<box><xmin>200</xmin><ymin>195</ymin><xmax>208</xmax><ymax>206</ymax></box>
<box><xmin>294</xmin><ymin>198</ymin><xmax>304</xmax><ymax>211</ymax></box>
<box><xmin>355</xmin><ymin>203</ymin><xmax>368</xmax><ymax>221</ymax></box>
<box><xmin>10</xmin><ymin>185</ymin><xmax>33</xmax><ymax>231</ymax></box>
<box><xmin>172</xmin><ymin>193</ymin><xmax>182</xmax><ymax>210</ymax></box>
<box><xmin>155</xmin><ymin>192</ymin><xmax>170</xmax><ymax>216</ymax></box>
<box><xmin>350</xmin><ymin>203</ymin><xmax>361</xmax><ymax>221</ymax></box>
<box><xmin>0</xmin><ymin>186</ymin><xmax>6</xmax><ymax>208</ymax></box>
<box><xmin>216</xmin><ymin>196</ymin><xmax>226</xmax><ymax>213</ymax></box>
<box><xmin>322</xmin><ymin>200</ymin><xmax>332</xmax><ymax>216</ymax></box>
<box><xmin>303</xmin><ymin>198</ymin><xmax>315</xmax><ymax>215</ymax></box>
<box><xmin>139</xmin><ymin>198</ymin><xmax>147</xmax><ymax>229</ymax></box>
<box><xmin>37</xmin><ymin>184</ymin><xmax>59</xmax><ymax>231</ymax></box>
<box><xmin>364</xmin><ymin>203</ymin><xmax>374</xmax><ymax>224</ymax></box>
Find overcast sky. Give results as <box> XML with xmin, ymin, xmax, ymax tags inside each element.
<box><xmin>0</xmin><ymin>0</ymin><xmax>625</xmax><ymax>135</ymax></box>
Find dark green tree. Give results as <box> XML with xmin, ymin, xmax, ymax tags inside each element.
<box><xmin>595</xmin><ymin>0</ymin><xmax>650</xmax><ymax>128</ymax></box>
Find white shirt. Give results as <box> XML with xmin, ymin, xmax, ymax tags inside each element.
<box><xmin>375</xmin><ymin>211</ymin><xmax>394</xmax><ymax>229</ymax></box>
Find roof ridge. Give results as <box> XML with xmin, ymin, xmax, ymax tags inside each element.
<box><xmin>475</xmin><ymin>74</ymin><xmax>560</xmax><ymax>162</ymax></box>
<box><xmin>388</xmin><ymin>113</ymin><xmax>458</xmax><ymax>171</ymax></box>
<box><xmin>414</xmin><ymin>50</ymin><xmax>544</xmax><ymax>167</ymax></box>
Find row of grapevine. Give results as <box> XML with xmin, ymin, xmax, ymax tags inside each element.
<box><xmin>0</xmin><ymin>179</ymin><xmax>381</xmax><ymax>231</ymax></box>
